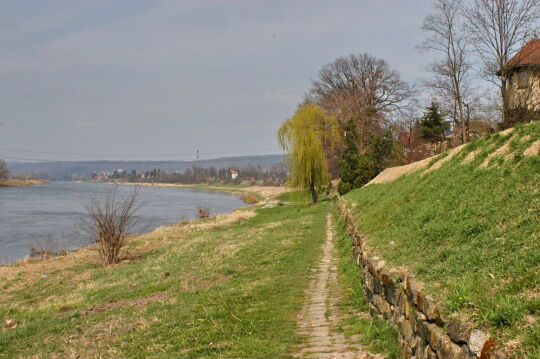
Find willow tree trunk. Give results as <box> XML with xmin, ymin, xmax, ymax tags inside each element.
<box><xmin>309</xmin><ymin>174</ymin><xmax>318</xmax><ymax>204</ymax></box>
<box><xmin>308</xmin><ymin>182</ymin><xmax>317</xmax><ymax>203</ymax></box>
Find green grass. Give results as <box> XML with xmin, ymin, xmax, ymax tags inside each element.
<box><xmin>277</xmin><ymin>190</ymin><xmax>312</xmax><ymax>204</ymax></box>
<box><xmin>342</xmin><ymin>122</ymin><xmax>540</xmax><ymax>357</ymax></box>
<box><xmin>333</xmin><ymin>205</ymin><xmax>400</xmax><ymax>359</ymax></box>
<box><xmin>0</xmin><ymin>203</ymin><xmax>329</xmax><ymax>358</ymax></box>
<box><xmin>277</xmin><ymin>190</ymin><xmax>334</xmax><ymax>205</ymax></box>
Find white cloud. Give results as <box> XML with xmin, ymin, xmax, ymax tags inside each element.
<box><xmin>0</xmin><ymin>0</ymin><xmax>434</xmax><ymax>158</ymax></box>
<box><xmin>75</xmin><ymin>121</ymin><xmax>101</xmax><ymax>128</ymax></box>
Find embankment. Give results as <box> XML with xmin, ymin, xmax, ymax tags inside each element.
<box><xmin>340</xmin><ymin>122</ymin><xmax>540</xmax><ymax>358</ymax></box>
<box><xmin>0</xmin><ymin>201</ymin><xmax>329</xmax><ymax>358</ymax></box>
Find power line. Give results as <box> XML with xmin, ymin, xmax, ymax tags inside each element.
<box><xmin>0</xmin><ymin>148</ymin><xmax>283</xmax><ymax>162</ymax></box>
<box><xmin>0</xmin><ymin>155</ymin><xmax>56</xmax><ymax>162</ymax></box>
<box><xmin>0</xmin><ymin>147</ymin><xmax>281</xmax><ymax>158</ymax></box>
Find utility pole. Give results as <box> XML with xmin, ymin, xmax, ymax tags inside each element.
<box><xmin>195</xmin><ymin>150</ymin><xmax>200</xmax><ymax>183</ymax></box>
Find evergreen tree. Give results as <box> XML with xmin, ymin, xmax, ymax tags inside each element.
<box><xmin>419</xmin><ymin>102</ymin><xmax>448</xmax><ymax>144</ymax></box>
<box><xmin>338</xmin><ymin>120</ymin><xmax>377</xmax><ymax>195</ymax></box>
<box><xmin>338</xmin><ymin>121</ymin><xmax>400</xmax><ymax>195</ymax></box>
<box><xmin>367</xmin><ymin>130</ymin><xmax>401</xmax><ymax>174</ymax></box>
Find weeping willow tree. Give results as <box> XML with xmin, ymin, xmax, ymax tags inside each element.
<box><xmin>278</xmin><ymin>103</ymin><xmax>339</xmax><ymax>203</ymax></box>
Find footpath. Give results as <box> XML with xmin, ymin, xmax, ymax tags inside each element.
<box><xmin>295</xmin><ymin>213</ymin><xmax>382</xmax><ymax>359</ymax></box>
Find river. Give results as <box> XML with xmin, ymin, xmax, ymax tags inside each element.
<box><xmin>0</xmin><ymin>181</ymin><xmax>245</xmax><ymax>264</ymax></box>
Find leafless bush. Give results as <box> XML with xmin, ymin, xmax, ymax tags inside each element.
<box><xmin>239</xmin><ymin>192</ymin><xmax>258</xmax><ymax>204</ymax></box>
<box><xmin>198</xmin><ymin>207</ymin><xmax>210</xmax><ymax>218</ymax></box>
<box><xmin>28</xmin><ymin>235</ymin><xmax>68</xmax><ymax>260</ymax></box>
<box><xmin>82</xmin><ymin>187</ymin><xmax>139</xmax><ymax>265</ymax></box>
<box><xmin>0</xmin><ymin>159</ymin><xmax>8</xmax><ymax>180</ymax></box>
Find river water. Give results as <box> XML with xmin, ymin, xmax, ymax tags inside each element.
<box><xmin>0</xmin><ymin>181</ymin><xmax>245</xmax><ymax>264</ymax></box>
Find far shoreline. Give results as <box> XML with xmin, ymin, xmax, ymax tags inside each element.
<box><xmin>0</xmin><ymin>178</ymin><xmax>49</xmax><ymax>187</ymax></box>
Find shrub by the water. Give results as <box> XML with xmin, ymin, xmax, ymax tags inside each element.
<box><xmin>239</xmin><ymin>192</ymin><xmax>258</xmax><ymax>204</ymax></box>
<box><xmin>198</xmin><ymin>207</ymin><xmax>210</xmax><ymax>218</ymax></box>
<box><xmin>82</xmin><ymin>187</ymin><xmax>139</xmax><ymax>265</ymax></box>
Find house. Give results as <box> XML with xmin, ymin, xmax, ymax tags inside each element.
<box><xmin>230</xmin><ymin>169</ymin><xmax>238</xmax><ymax>180</ymax></box>
<box><xmin>506</xmin><ymin>38</ymin><xmax>540</xmax><ymax>112</ymax></box>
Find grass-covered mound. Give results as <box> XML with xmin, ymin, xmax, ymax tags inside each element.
<box><xmin>0</xmin><ymin>203</ymin><xmax>328</xmax><ymax>358</ymax></box>
<box><xmin>342</xmin><ymin>122</ymin><xmax>540</xmax><ymax>357</ymax></box>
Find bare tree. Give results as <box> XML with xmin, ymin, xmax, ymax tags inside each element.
<box><xmin>308</xmin><ymin>53</ymin><xmax>416</xmax><ymax>149</ymax></box>
<box><xmin>0</xmin><ymin>159</ymin><xmax>8</xmax><ymax>180</ymax></box>
<box><xmin>464</xmin><ymin>0</ymin><xmax>540</xmax><ymax>124</ymax></box>
<box><xmin>420</xmin><ymin>0</ymin><xmax>473</xmax><ymax>144</ymax></box>
<box><xmin>82</xmin><ymin>187</ymin><xmax>139</xmax><ymax>265</ymax></box>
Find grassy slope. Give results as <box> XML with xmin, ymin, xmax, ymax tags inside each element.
<box><xmin>0</xmin><ymin>203</ymin><xmax>328</xmax><ymax>358</ymax></box>
<box><xmin>343</xmin><ymin>122</ymin><xmax>540</xmax><ymax>357</ymax></box>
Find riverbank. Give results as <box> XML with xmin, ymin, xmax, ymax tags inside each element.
<box><xmin>0</xmin><ymin>181</ymin><xmax>246</xmax><ymax>265</ymax></box>
<box><xmin>0</xmin><ymin>178</ymin><xmax>48</xmax><ymax>187</ymax></box>
<box><xmin>0</xmin><ymin>196</ymin><xmax>329</xmax><ymax>358</ymax></box>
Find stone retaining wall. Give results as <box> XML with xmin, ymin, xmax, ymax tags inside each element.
<box><xmin>339</xmin><ymin>202</ymin><xmax>504</xmax><ymax>359</ymax></box>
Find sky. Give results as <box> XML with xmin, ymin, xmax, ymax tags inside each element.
<box><xmin>0</xmin><ymin>0</ymin><xmax>435</xmax><ymax>162</ymax></box>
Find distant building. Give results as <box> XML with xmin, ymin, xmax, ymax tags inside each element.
<box><xmin>506</xmin><ymin>39</ymin><xmax>540</xmax><ymax>112</ymax></box>
<box><xmin>230</xmin><ymin>169</ymin><xmax>238</xmax><ymax>180</ymax></box>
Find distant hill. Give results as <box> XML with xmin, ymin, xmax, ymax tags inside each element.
<box><xmin>7</xmin><ymin>154</ymin><xmax>284</xmax><ymax>180</ymax></box>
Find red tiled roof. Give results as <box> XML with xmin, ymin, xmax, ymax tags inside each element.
<box><xmin>508</xmin><ymin>39</ymin><xmax>540</xmax><ymax>67</ymax></box>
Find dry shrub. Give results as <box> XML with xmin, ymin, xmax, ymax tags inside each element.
<box><xmin>82</xmin><ymin>187</ymin><xmax>139</xmax><ymax>265</ymax></box>
<box><xmin>239</xmin><ymin>192</ymin><xmax>258</xmax><ymax>204</ymax></box>
<box><xmin>28</xmin><ymin>235</ymin><xmax>68</xmax><ymax>260</ymax></box>
<box><xmin>198</xmin><ymin>207</ymin><xmax>210</xmax><ymax>218</ymax></box>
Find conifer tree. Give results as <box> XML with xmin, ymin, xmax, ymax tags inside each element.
<box><xmin>338</xmin><ymin>120</ymin><xmax>383</xmax><ymax>195</ymax></box>
<box><xmin>419</xmin><ymin>102</ymin><xmax>448</xmax><ymax>144</ymax></box>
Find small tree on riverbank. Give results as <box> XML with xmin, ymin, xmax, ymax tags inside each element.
<box><xmin>0</xmin><ymin>160</ymin><xmax>8</xmax><ymax>180</ymax></box>
<box><xmin>82</xmin><ymin>187</ymin><xmax>139</xmax><ymax>265</ymax></box>
<box><xmin>278</xmin><ymin>103</ymin><xmax>339</xmax><ymax>203</ymax></box>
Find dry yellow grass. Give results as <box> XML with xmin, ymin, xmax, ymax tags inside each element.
<box><xmin>366</xmin><ymin>157</ymin><xmax>432</xmax><ymax>185</ymax></box>
<box><xmin>463</xmin><ymin>149</ymin><xmax>480</xmax><ymax>164</ymax></box>
<box><xmin>239</xmin><ymin>191</ymin><xmax>259</xmax><ymax>204</ymax></box>
<box><xmin>424</xmin><ymin>144</ymin><xmax>465</xmax><ymax>173</ymax></box>
<box><xmin>524</xmin><ymin>139</ymin><xmax>540</xmax><ymax>157</ymax></box>
<box><xmin>480</xmin><ymin>142</ymin><xmax>512</xmax><ymax>168</ymax></box>
<box><xmin>0</xmin><ymin>178</ymin><xmax>48</xmax><ymax>187</ymax></box>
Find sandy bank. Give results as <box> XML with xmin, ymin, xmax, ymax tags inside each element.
<box><xmin>0</xmin><ymin>178</ymin><xmax>49</xmax><ymax>187</ymax></box>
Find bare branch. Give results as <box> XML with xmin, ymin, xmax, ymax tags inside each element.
<box><xmin>81</xmin><ymin>186</ymin><xmax>140</xmax><ymax>265</ymax></box>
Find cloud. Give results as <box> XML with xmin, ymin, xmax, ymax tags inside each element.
<box><xmin>75</xmin><ymin>121</ymin><xmax>101</xmax><ymax>128</ymax></box>
<box><xmin>395</xmin><ymin>63</ymin><xmax>429</xmax><ymax>83</ymax></box>
<box><xmin>0</xmin><ymin>0</ymin><xmax>434</xmax><ymax>159</ymax></box>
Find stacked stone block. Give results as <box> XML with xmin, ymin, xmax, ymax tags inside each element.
<box><xmin>339</xmin><ymin>202</ymin><xmax>504</xmax><ymax>359</ymax></box>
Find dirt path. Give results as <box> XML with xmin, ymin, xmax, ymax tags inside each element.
<box><xmin>295</xmin><ymin>213</ymin><xmax>377</xmax><ymax>359</ymax></box>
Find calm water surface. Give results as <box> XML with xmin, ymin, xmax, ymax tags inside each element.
<box><xmin>0</xmin><ymin>182</ymin><xmax>245</xmax><ymax>264</ymax></box>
